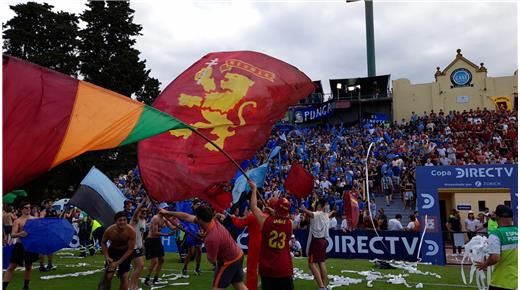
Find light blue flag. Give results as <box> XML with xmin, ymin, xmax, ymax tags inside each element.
<box><xmin>232</xmin><ymin>163</ymin><xmax>268</xmax><ymax>203</ymax></box>
<box><xmin>268</xmin><ymin>146</ymin><xmax>281</xmax><ymax>161</ymax></box>
<box><xmin>280</xmin><ymin>133</ymin><xmax>287</xmax><ymax>142</ymax></box>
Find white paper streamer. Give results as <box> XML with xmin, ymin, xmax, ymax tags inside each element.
<box><xmin>55</xmin><ymin>252</ymin><xmax>75</xmax><ymax>256</ymax></box>
<box><xmin>64</xmin><ymin>263</ymin><xmax>89</xmax><ymax>268</ymax></box>
<box><xmin>461</xmin><ymin>235</ymin><xmax>491</xmax><ymax>290</ymax></box>
<box><xmin>40</xmin><ymin>268</ymin><xmax>104</xmax><ymax>280</ymax></box>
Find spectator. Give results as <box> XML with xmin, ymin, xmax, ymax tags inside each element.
<box><xmin>464</xmin><ymin>211</ymin><xmax>480</xmax><ymax>240</ymax></box>
<box><xmin>340</xmin><ymin>215</ymin><xmax>349</xmax><ymax>233</ymax></box>
<box><xmin>407</xmin><ymin>214</ymin><xmax>420</xmax><ymax>232</ymax></box>
<box><xmin>446</xmin><ymin>209</ymin><xmax>463</xmax><ymax>255</ymax></box>
<box><xmin>377</xmin><ymin>208</ymin><xmax>388</xmax><ymax>231</ymax></box>
<box><xmin>289</xmin><ymin>235</ymin><xmax>302</xmax><ymax>257</ymax></box>
<box><xmin>388</xmin><ymin>214</ymin><xmax>403</xmax><ymax>231</ymax></box>
<box><xmin>382</xmin><ymin>172</ymin><xmax>393</xmax><ymax>206</ymax></box>
<box><xmin>476</xmin><ymin>213</ymin><xmax>487</xmax><ymax>235</ymax></box>
<box><xmin>329</xmin><ymin>212</ymin><xmax>338</xmax><ymax>229</ymax></box>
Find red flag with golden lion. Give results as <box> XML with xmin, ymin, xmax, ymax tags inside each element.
<box><xmin>138</xmin><ymin>51</ymin><xmax>314</xmax><ymax>202</ymax></box>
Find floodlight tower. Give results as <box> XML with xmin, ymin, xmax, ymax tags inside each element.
<box><xmin>347</xmin><ymin>0</ymin><xmax>376</xmax><ymax>77</ymax></box>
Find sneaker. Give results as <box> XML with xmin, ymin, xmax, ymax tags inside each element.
<box><xmin>194</xmin><ymin>269</ymin><xmax>201</xmax><ymax>275</ymax></box>
<box><xmin>39</xmin><ymin>264</ymin><xmax>48</xmax><ymax>272</ymax></box>
<box><xmin>47</xmin><ymin>264</ymin><xmax>57</xmax><ymax>270</ymax></box>
<box><xmin>144</xmin><ymin>280</ymin><xmax>153</xmax><ymax>287</ymax></box>
<box><xmin>182</xmin><ymin>269</ymin><xmax>188</xmax><ymax>276</ymax></box>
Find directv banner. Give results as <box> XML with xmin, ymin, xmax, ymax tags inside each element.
<box><xmin>293</xmin><ymin>101</ymin><xmax>334</xmax><ymax>123</ymax></box>
<box><xmin>416</xmin><ymin>165</ymin><xmax>517</xmax><ymax>265</ymax></box>
<box><xmin>236</xmin><ymin>229</ymin><xmax>427</xmax><ymax>261</ymax></box>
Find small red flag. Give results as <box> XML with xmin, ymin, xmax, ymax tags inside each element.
<box><xmin>284</xmin><ymin>162</ymin><xmax>314</xmax><ymax>198</ymax></box>
<box><xmin>204</xmin><ymin>183</ymin><xmax>232</xmax><ymax>212</ymax></box>
<box><xmin>344</xmin><ymin>190</ymin><xmax>360</xmax><ymax>230</ymax></box>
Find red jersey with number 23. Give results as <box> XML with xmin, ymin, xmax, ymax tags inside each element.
<box><xmin>259</xmin><ymin>215</ymin><xmax>293</xmax><ymax>277</ymax></box>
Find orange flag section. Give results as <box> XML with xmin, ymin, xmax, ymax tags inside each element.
<box><xmin>51</xmin><ymin>81</ymin><xmax>143</xmax><ymax>167</ymax></box>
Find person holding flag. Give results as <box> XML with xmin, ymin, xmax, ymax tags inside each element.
<box><xmin>144</xmin><ymin>203</ymin><xmax>177</xmax><ymax>286</ymax></box>
<box><xmin>160</xmin><ymin>205</ymin><xmax>247</xmax><ymax>290</ymax></box>
<box><xmin>230</xmin><ymin>204</ymin><xmax>266</xmax><ymax>290</ymax></box>
<box><xmin>301</xmin><ymin>198</ymin><xmax>332</xmax><ymax>290</ymax></box>
<box><xmin>249</xmin><ymin>180</ymin><xmax>294</xmax><ymax>290</ymax></box>
<box><xmin>3</xmin><ymin>202</ymin><xmax>39</xmax><ymax>290</ymax></box>
<box><xmin>128</xmin><ymin>196</ymin><xmax>148</xmax><ymax>290</ymax></box>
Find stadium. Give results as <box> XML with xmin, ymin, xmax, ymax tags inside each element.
<box><xmin>2</xmin><ymin>1</ymin><xmax>517</xmax><ymax>290</ymax></box>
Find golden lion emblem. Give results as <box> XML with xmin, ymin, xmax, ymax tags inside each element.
<box><xmin>170</xmin><ymin>64</ymin><xmax>257</xmax><ymax>151</ymax></box>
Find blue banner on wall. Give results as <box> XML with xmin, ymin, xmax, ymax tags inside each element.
<box><xmin>416</xmin><ymin>165</ymin><xmax>518</xmax><ymax>265</ymax></box>
<box><xmin>161</xmin><ymin>227</ymin><xmax>179</xmax><ymax>253</ymax></box>
<box><xmin>293</xmin><ymin>101</ymin><xmax>334</xmax><ymax>123</ymax></box>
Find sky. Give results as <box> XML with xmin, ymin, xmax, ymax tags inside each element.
<box><xmin>1</xmin><ymin>0</ymin><xmax>518</xmax><ymax>95</ymax></box>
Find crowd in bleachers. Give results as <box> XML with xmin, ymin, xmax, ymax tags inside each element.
<box><xmin>105</xmin><ymin>108</ymin><xmax>517</xmax><ymax>232</ymax></box>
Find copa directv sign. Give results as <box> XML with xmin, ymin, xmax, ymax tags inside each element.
<box><xmin>416</xmin><ymin>164</ymin><xmax>518</xmax><ymax>265</ymax></box>
<box><xmin>427</xmin><ymin>166</ymin><xmax>515</xmax><ymax>188</ymax></box>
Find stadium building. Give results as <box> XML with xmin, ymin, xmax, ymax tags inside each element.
<box><xmin>392</xmin><ymin>49</ymin><xmax>517</xmax><ymax>122</ymax></box>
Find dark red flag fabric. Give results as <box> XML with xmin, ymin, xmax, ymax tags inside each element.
<box><xmin>204</xmin><ymin>183</ymin><xmax>232</xmax><ymax>212</ymax></box>
<box><xmin>284</xmin><ymin>162</ymin><xmax>314</xmax><ymax>198</ymax></box>
<box><xmin>343</xmin><ymin>190</ymin><xmax>360</xmax><ymax>230</ymax></box>
<box><xmin>138</xmin><ymin>51</ymin><xmax>314</xmax><ymax>202</ymax></box>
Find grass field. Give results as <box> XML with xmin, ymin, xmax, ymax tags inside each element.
<box><xmin>4</xmin><ymin>250</ymin><xmax>476</xmax><ymax>290</ymax></box>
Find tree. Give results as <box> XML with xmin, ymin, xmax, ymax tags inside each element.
<box><xmin>3</xmin><ymin>1</ymin><xmax>80</xmax><ymax>76</ymax></box>
<box><xmin>79</xmin><ymin>0</ymin><xmax>160</xmax><ymax>101</ymax></box>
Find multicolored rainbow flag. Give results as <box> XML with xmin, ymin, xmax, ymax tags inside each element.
<box><xmin>3</xmin><ymin>55</ymin><xmax>191</xmax><ymax>192</ymax></box>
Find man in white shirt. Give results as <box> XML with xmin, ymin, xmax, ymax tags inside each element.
<box><xmin>340</xmin><ymin>216</ymin><xmax>349</xmax><ymax>232</ymax></box>
<box><xmin>388</xmin><ymin>214</ymin><xmax>403</xmax><ymax>231</ymax></box>
<box><xmin>329</xmin><ymin>212</ymin><xmax>338</xmax><ymax>229</ymax></box>
<box><xmin>301</xmin><ymin>198</ymin><xmax>331</xmax><ymax>290</ymax></box>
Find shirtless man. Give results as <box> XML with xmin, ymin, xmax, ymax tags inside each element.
<box><xmin>144</xmin><ymin>203</ymin><xmax>177</xmax><ymax>286</ymax></box>
<box><xmin>129</xmin><ymin>197</ymin><xmax>148</xmax><ymax>290</ymax></box>
<box><xmin>3</xmin><ymin>202</ymin><xmax>39</xmax><ymax>290</ymax></box>
<box><xmin>100</xmin><ymin>211</ymin><xmax>136</xmax><ymax>290</ymax></box>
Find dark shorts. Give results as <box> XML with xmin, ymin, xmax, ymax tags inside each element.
<box><xmin>213</xmin><ymin>255</ymin><xmax>244</xmax><ymax>289</ymax></box>
<box><xmin>308</xmin><ymin>237</ymin><xmax>327</xmax><ymax>263</ymax></box>
<box><xmin>9</xmin><ymin>243</ymin><xmax>39</xmax><ymax>267</ymax></box>
<box><xmin>184</xmin><ymin>236</ymin><xmax>203</xmax><ymax>248</ymax></box>
<box><xmin>133</xmin><ymin>248</ymin><xmax>144</xmax><ymax>258</ymax></box>
<box><xmin>107</xmin><ymin>247</ymin><xmax>132</xmax><ymax>278</ymax></box>
<box><xmin>145</xmin><ymin>237</ymin><xmax>164</xmax><ymax>260</ymax></box>
<box><xmin>261</xmin><ymin>276</ymin><xmax>294</xmax><ymax>290</ymax></box>
<box><xmin>4</xmin><ymin>225</ymin><xmax>12</xmax><ymax>235</ymax></box>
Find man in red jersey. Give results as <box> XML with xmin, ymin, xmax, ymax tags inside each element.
<box><xmin>248</xmin><ymin>180</ymin><xmax>294</xmax><ymax>290</ymax></box>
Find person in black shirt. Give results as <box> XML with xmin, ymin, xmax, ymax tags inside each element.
<box><xmin>377</xmin><ymin>208</ymin><xmax>388</xmax><ymax>231</ymax></box>
<box><xmin>446</xmin><ymin>209</ymin><xmax>463</xmax><ymax>255</ymax></box>
<box><xmin>38</xmin><ymin>199</ymin><xmax>58</xmax><ymax>271</ymax></box>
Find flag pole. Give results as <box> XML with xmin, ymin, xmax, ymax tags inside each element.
<box><xmin>190</xmin><ymin>128</ymin><xmax>251</xmax><ymax>181</ymax></box>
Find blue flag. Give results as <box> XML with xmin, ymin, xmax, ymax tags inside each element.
<box><xmin>268</xmin><ymin>146</ymin><xmax>282</xmax><ymax>161</ymax></box>
<box><xmin>232</xmin><ymin>163</ymin><xmax>268</xmax><ymax>203</ymax></box>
